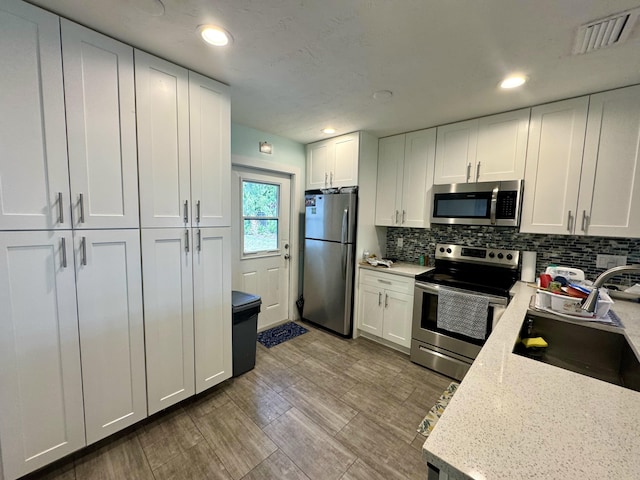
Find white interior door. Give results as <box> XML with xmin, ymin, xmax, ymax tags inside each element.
<box><xmin>232</xmin><ymin>167</ymin><xmax>291</xmax><ymax>329</ymax></box>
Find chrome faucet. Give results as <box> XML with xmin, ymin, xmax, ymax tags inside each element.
<box><xmin>581</xmin><ymin>264</ymin><xmax>640</xmax><ymax>313</ymax></box>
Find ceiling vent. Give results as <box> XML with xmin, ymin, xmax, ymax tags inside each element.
<box><xmin>573</xmin><ymin>7</ymin><xmax>640</xmax><ymax>54</ymax></box>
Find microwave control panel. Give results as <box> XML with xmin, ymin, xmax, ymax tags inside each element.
<box><xmin>496</xmin><ymin>191</ymin><xmax>518</xmax><ymax>219</ymax></box>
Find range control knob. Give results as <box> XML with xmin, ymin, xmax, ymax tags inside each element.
<box><xmin>506</xmin><ymin>253</ymin><xmax>513</xmax><ymax>260</ymax></box>
<box><xmin>439</xmin><ymin>247</ymin><xmax>445</xmax><ymax>253</ymax></box>
<box><xmin>488</xmin><ymin>252</ymin><xmax>495</xmax><ymax>258</ymax></box>
<box><xmin>446</xmin><ymin>248</ymin><xmax>452</xmax><ymax>254</ymax></box>
<box><xmin>497</xmin><ymin>253</ymin><xmax>504</xmax><ymax>259</ymax></box>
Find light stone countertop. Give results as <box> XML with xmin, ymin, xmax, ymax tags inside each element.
<box><xmin>422</xmin><ymin>281</ymin><xmax>640</xmax><ymax>479</ymax></box>
<box><xmin>358</xmin><ymin>261</ymin><xmax>433</xmax><ymax>278</ymax></box>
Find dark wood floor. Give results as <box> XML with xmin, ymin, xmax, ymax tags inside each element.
<box><xmin>36</xmin><ymin>322</ymin><xmax>452</xmax><ymax>480</ymax></box>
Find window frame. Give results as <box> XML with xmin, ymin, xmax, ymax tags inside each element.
<box><xmin>240</xmin><ymin>178</ymin><xmax>281</xmax><ymax>258</ymax></box>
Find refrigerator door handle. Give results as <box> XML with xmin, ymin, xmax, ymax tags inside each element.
<box><xmin>341</xmin><ymin>208</ymin><xmax>349</xmax><ymax>244</ymax></box>
<box><xmin>341</xmin><ymin>243</ymin><xmax>347</xmax><ymax>279</ymax></box>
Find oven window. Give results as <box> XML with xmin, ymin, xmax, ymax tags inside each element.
<box><xmin>420</xmin><ymin>291</ymin><xmax>492</xmax><ymax>345</ymax></box>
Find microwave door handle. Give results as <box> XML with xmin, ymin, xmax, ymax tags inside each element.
<box><xmin>490</xmin><ymin>186</ymin><xmax>499</xmax><ymax>225</ymax></box>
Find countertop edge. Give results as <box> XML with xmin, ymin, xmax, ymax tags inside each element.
<box><xmin>358</xmin><ymin>262</ymin><xmax>433</xmax><ymax>277</ymax></box>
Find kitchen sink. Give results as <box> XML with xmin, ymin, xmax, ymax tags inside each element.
<box><xmin>513</xmin><ymin>310</ymin><xmax>640</xmax><ymax>392</ymax></box>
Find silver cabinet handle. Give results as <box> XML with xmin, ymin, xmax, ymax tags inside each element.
<box><xmin>378</xmin><ymin>279</ymin><xmax>392</xmax><ymax>285</ymax></box>
<box><xmin>183</xmin><ymin>200</ymin><xmax>189</xmax><ymax>223</ymax></box>
<box><xmin>197</xmin><ymin>229</ymin><xmax>201</xmax><ymax>252</ymax></box>
<box><xmin>196</xmin><ymin>200</ymin><xmax>201</xmax><ymax>223</ymax></box>
<box><xmin>402</xmin><ymin>210</ymin><xmax>406</xmax><ymax>224</ymax></box>
<box><xmin>57</xmin><ymin>192</ymin><xmax>64</xmax><ymax>224</ymax></box>
<box><xmin>79</xmin><ymin>193</ymin><xmax>85</xmax><ymax>223</ymax></box>
<box><xmin>567</xmin><ymin>210</ymin><xmax>573</xmax><ymax>232</ymax></box>
<box><xmin>384</xmin><ymin>293</ymin><xmax>389</xmax><ymax>308</ymax></box>
<box><xmin>81</xmin><ymin>236</ymin><xmax>87</xmax><ymax>266</ymax></box>
<box><xmin>466</xmin><ymin>163</ymin><xmax>471</xmax><ymax>182</ymax></box>
<box><xmin>185</xmin><ymin>229</ymin><xmax>190</xmax><ymax>252</ymax></box>
<box><xmin>581</xmin><ymin>210</ymin><xmax>589</xmax><ymax>231</ymax></box>
<box><xmin>324</xmin><ymin>172</ymin><xmax>328</xmax><ymax>187</ymax></box>
<box><xmin>476</xmin><ymin>162</ymin><xmax>481</xmax><ymax>181</ymax></box>
<box><xmin>330</xmin><ymin>171</ymin><xmax>333</xmax><ymax>187</ymax></box>
<box><xmin>378</xmin><ymin>292</ymin><xmax>382</xmax><ymax>306</ymax></box>
<box><xmin>395</xmin><ymin>210</ymin><xmax>399</xmax><ymax>224</ymax></box>
<box><xmin>61</xmin><ymin>237</ymin><xmax>67</xmax><ymax>268</ymax></box>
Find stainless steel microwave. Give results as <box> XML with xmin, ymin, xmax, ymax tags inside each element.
<box><xmin>431</xmin><ymin>180</ymin><xmax>523</xmax><ymax>227</ymax></box>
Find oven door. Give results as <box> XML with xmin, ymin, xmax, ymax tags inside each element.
<box><xmin>411</xmin><ymin>281</ymin><xmax>508</xmax><ymax>379</ymax></box>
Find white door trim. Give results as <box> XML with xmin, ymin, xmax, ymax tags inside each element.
<box><xmin>231</xmin><ymin>155</ymin><xmax>303</xmax><ymax>320</ymax></box>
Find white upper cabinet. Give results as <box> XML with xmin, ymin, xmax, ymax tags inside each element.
<box><xmin>520</xmin><ymin>97</ymin><xmax>589</xmax><ymax>235</ymax></box>
<box><xmin>434</xmin><ymin>109</ymin><xmax>530</xmax><ymax>184</ymax></box>
<box><xmin>74</xmin><ymin>229</ymin><xmax>146</xmax><ymax>444</ymax></box>
<box><xmin>0</xmin><ymin>231</ymin><xmax>85</xmax><ymax>479</ymax></box>
<box><xmin>375</xmin><ymin>129</ymin><xmax>436</xmax><ymax>227</ymax></box>
<box><xmin>306</xmin><ymin>132</ymin><xmax>359</xmax><ymax>190</ymax></box>
<box><xmin>578</xmin><ymin>85</ymin><xmax>640</xmax><ymax>237</ymax></box>
<box><xmin>61</xmin><ymin>20</ymin><xmax>139</xmax><ymax>229</ymax></box>
<box><xmin>136</xmin><ymin>53</ymin><xmax>231</xmax><ymax>228</ymax></box>
<box><xmin>189</xmin><ymin>72</ymin><xmax>231</xmax><ymax>227</ymax></box>
<box><xmin>0</xmin><ymin>1</ymin><xmax>71</xmax><ymax>230</ymax></box>
<box><xmin>135</xmin><ymin>51</ymin><xmax>191</xmax><ymax>228</ymax></box>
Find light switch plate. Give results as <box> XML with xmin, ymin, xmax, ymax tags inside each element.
<box><xmin>596</xmin><ymin>254</ymin><xmax>627</xmax><ymax>269</ymax></box>
<box><xmin>397</xmin><ymin>237</ymin><xmax>403</xmax><ymax>248</ymax></box>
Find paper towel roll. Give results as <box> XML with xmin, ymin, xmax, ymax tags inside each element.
<box><xmin>521</xmin><ymin>251</ymin><xmax>537</xmax><ymax>283</ymax></box>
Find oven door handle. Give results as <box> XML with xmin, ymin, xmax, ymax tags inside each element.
<box><xmin>414</xmin><ymin>281</ymin><xmax>508</xmax><ymax>306</ymax></box>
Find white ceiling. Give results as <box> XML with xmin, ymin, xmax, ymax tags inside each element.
<box><xmin>28</xmin><ymin>0</ymin><xmax>640</xmax><ymax>144</ymax></box>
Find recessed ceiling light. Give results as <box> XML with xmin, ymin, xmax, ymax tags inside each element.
<box><xmin>372</xmin><ymin>90</ymin><xmax>393</xmax><ymax>101</ymax></box>
<box><xmin>321</xmin><ymin>127</ymin><xmax>336</xmax><ymax>134</ymax></box>
<box><xmin>500</xmin><ymin>75</ymin><xmax>527</xmax><ymax>89</ymax></box>
<box><xmin>198</xmin><ymin>25</ymin><xmax>232</xmax><ymax>46</ymax></box>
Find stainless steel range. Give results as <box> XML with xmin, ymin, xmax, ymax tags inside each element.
<box><xmin>411</xmin><ymin>244</ymin><xmax>519</xmax><ymax>380</ymax></box>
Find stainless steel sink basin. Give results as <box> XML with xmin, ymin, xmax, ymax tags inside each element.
<box><xmin>513</xmin><ymin>310</ymin><xmax>640</xmax><ymax>392</ymax></box>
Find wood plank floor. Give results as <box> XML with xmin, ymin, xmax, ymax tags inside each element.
<box><xmin>32</xmin><ymin>322</ymin><xmax>452</xmax><ymax>480</ymax></box>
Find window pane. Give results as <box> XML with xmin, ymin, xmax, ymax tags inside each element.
<box><xmin>244</xmin><ymin>219</ymin><xmax>278</xmax><ymax>253</ymax></box>
<box><xmin>242</xmin><ymin>181</ymin><xmax>279</xmax><ymax>217</ymax></box>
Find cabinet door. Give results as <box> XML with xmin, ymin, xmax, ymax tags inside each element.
<box><xmin>307</xmin><ymin>141</ymin><xmax>329</xmax><ymax>190</ymax></box>
<box><xmin>402</xmin><ymin>129</ymin><xmax>436</xmax><ymax>228</ymax></box>
<box><xmin>475</xmin><ymin>108</ymin><xmax>530</xmax><ymax>182</ymax></box>
<box><xmin>357</xmin><ymin>283</ymin><xmax>384</xmax><ymax>336</ymax></box>
<box><xmin>0</xmin><ymin>231</ymin><xmax>84</xmax><ymax>479</ymax></box>
<box><xmin>75</xmin><ymin>230</ymin><xmax>146</xmax><ymax>444</ymax></box>
<box><xmin>193</xmin><ymin>227</ymin><xmax>232</xmax><ymax>393</ymax></box>
<box><xmin>434</xmin><ymin>119</ymin><xmax>478</xmax><ymax>184</ymax></box>
<box><xmin>136</xmin><ymin>51</ymin><xmax>191</xmax><ymax>228</ymax></box>
<box><xmin>382</xmin><ymin>290</ymin><xmax>413</xmax><ymax>348</ymax></box>
<box><xmin>375</xmin><ymin>135</ymin><xmax>404</xmax><ymax>226</ymax></box>
<box><xmin>62</xmin><ymin>20</ymin><xmax>139</xmax><ymax>229</ymax></box>
<box><xmin>0</xmin><ymin>1</ymin><xmax>71</xmax><ymax>230</ymax></box>
<box><xmin>520</xmin><ymin>98</ymin><xmax>588</xmax><ymax>234</ymax></box>
<box><xmin>189</xmin><ymin>72</ymin><xmax>231</xmax><ymax>227</ymax></box>
<box><xmin>141</xmin><ymin>228</ymin><xmax>195</xmax><ymax>415</ymax></box>
<box><xmin>332</xmin><ymin>132</ymin><xmax>359</xmax><ymax>187</ymax></box>
<box><xmin>578</xmin><ymin>85</ymin><xmax>640</xmax><ymax>237</ymax></box>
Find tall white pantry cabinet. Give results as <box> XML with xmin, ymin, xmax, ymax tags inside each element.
<box><xmin>0</xmin><ymin>1</ymin><xmax>232</xmax><ymax>479</ymax></box>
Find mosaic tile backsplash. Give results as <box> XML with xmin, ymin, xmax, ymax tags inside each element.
<box><xmin>385</xmin><ymin>225</ymin><xmax>640</xmax><ymax>284</ymax></box>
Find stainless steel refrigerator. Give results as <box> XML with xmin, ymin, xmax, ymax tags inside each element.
<box><xmin>303</xmin><ymin>190</ymin><xmax>357</xmax><ymax>336</ymax></box>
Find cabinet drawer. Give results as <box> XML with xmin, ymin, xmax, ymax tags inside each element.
<box><xmin>359</xmin><ymin>269</ymin><xmax>414</xmax><ymax>294</ymax></box>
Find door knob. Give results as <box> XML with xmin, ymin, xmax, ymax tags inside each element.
<box><xmin>284</xmin><ymin>243</ymin><xmax>289</xmax><ymax>249</ymax></box>
<box><xmin>284</xmin><ymin>254</ymin><xmax>290</xmax><ymax>260</ymax></box>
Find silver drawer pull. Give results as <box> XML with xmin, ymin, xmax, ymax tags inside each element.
<box><xmin>81</xmin><ymin>236</ymin><xmax>87</xmax><ymax>266</ymax></box>
<box><xmin>197</xmin><ymin>229</ymin><xmax>201</xmax><ymax>252</ymax></box>
<box><xmin>57</xmin><ymin>192</ymin><xmax>64</xmax><ymax>224</ymax></box>
<box><xmin>185</xmin><ymin>229</ymin><xmax>190</xmax><ymax>252</ymax></box>
<box><xmin>196</xmin><ymin>200</ymin><xmax>201</xmax><ymax>223</ymax></box>
<box><xmin>61</xmin><ymin>237</ymin><xmax>67</xmax><ymax>268</ymax></box>
<box><xmin>184</xmin><ymin>200</ymin><xmax>189</xmax><ymax>223</ymax></box>
<box><xmin>378</xmin><ymin>279</ymin><xmax>392</xmax><ymax>285</ymax></box>
<box><xmin>384</xmin><ymin>294</ymin><xmax>388</xmax><ymax>308</ymax></box>
<box><xmin>378</xmin><ymin>292</ymin><xmax>382</xmax><ymax>306</ymax></box>
<box><xmin>79</xmin><ymin>193</ymin><xmax>85</xmax><ymax>223</ymax></box>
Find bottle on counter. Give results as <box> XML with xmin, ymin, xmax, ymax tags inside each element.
<box><xmin>419</xmin><ymin>254</ymin><xmax>425</xmax><ymax>266</ymax></box>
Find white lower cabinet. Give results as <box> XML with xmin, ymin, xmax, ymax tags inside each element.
<box><xmin>0</xmin><ymin>231</ymin><xmax>85</xmax><ymax>479</ymax></box>
<box><xmin>357</xmin><ymin>269</ymin><xmax>413</xmax><ymax>348</ymax></box>
<box><xmin>74</xmin><ymin>230</ymin><xmax>146</xmax><ymax>444</ymax></box>
<box><xmin>142</xmin><ymin>227</ymin><xmax>231</xmax><ymax>412</ymax></box>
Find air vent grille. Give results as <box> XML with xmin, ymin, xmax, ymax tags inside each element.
<box><xmin>573</xmin><ymin>7</ymin><xmax>640</xmax><ymax>54</ymax></box>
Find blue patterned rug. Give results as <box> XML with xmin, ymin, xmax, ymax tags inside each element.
<box><xmin>257</xmin><ymin>322</ymin><xmax>308</xmax><ymax>348</ymax></box>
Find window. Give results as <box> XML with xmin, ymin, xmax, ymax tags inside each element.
<box><xmin>242</xmin><ymin>180</ymin><xmax>279</xmax><ymax>254</ymax></box>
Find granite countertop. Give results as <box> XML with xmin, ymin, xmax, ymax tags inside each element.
<box><xmin>358</xmin><ymin>261</ymin><xmax>433</xmax><ymax>278</ymax></box>
<box><xmin>423</xmin><ymin>282</ymin><xmax>640</xmax><ymax>479</ymax></box>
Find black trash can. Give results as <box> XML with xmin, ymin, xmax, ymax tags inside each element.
<box><xmin>231</xmin><ymin>291</ymin><xmax>262</xmax><ymax>377</ymax></box>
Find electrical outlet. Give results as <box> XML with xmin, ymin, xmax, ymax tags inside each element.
<box><xmin>397</xmin><ymin>237</ymin><xmax>403</xmax><ymax>248</ymax></box>
<box><xmin>596</xmin><ymin>254</ymin><xmax>627</xmax><ymax>269</ymax></box>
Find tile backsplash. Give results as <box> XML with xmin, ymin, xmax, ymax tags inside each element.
<box><xmin>385</xmin><ymin>225</ymin><xmax>640</xmax><ymax>284</ymax></box>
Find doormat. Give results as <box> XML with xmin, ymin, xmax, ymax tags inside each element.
<box><xmin>257</xmin><ymin>322</ymin><xmax>308</xmax><ymax>348</ymax></box>
<box><xmin>417</xmin><ymin>381</ymin><xmax>460</xmax><ymax>438</ymax></box>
